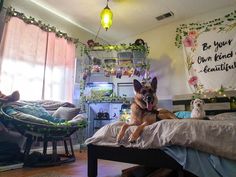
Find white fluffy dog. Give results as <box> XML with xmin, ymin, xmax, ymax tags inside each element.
<box><xmin>191</xmin><ymin>98</ymin><xmax>206</xmax><ymax>118</ymax></box>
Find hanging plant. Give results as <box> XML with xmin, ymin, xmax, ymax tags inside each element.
<box><xmin>83</xmin><ymin>39</ymin><xmax>149</xmax><ymax>56</ymax></box>
<box><xmin>81</xmin><ymin>39</ymin><xmax>150</xmax><ymax>79</ymax></box>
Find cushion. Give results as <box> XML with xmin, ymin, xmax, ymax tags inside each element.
<box><xmin>4</xmin><ymin>106</ymin><xmax>18</xmax><ymax>115</ymax></box>
<box><xmin>52</xmin><ymin>106</ymin><xmax>80</xmax><ymax>120</ymax></box>
<box><xmin>209</xmin><ymin>112</ymin><xmax>236</xmax><ymax>121</ymax></box>
<box><xmin>15</xmin><ymin>104</ymin><xmax>65</xmax><ymax>123</ymax></box>
<box><xmin>175</xmin><ymin>111</ymin><xmax>191</xmax><ymax>119</ymax></box>
<box><xmin>13</xmin><ymin>111</ymin><xmax>54</xmax><ymax>125</ymax></box>
<box><xmin>68</xmin><ymin>114</ymin><xmax>87</xmax><ymax>125</ymax></box>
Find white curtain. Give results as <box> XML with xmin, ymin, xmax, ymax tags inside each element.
<box><xmin>44</xmin><ymin>32</ymin><xmax>75</xmax><ymax>101</ymax></box>
<box><xmin>0</xmin><ymin>17</ymin><xmax>75</xmax><ymax>102</ymax></box>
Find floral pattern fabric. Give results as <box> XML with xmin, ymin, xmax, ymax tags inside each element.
<box><xmin>175</xmin><ymin>11</ymin><xmax>236</xmax><ymax>95</ymax></box>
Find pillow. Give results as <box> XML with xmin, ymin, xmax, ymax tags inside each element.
<box><xmin>175</xmin><ymin>111</ymin><xmax>191</xmax><ymax>119</ymax></box>
<box><xmin>68</xmin><ymin>114</ymin><xmax>87</xmax><ymax>124</ymax></box>
<box><xmin>15</xmin><ymin>104</ymin><xmax>65</xmax><ymax>123</ymax></box>
<box><xmin>15</xmin><ymin>104</ymin><xmax>51</xmax><ymax>118</ymax></box>
<box><xmin>52</xmin><ymin>107</ymin><xmax>81</xmax><ymax>120</ymax></box>
<box><xmin>209</xmin><ymin>112</ymin><xmax>236</xmax><ymax>121</ymax></box>
<box><xmin>13</xmin><ymin>111</ymin><xmax>54</xmax><ymax>125</ymax></box>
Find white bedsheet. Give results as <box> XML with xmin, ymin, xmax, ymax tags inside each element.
<box><xmin>85</xmin><ymin>119</ymin><xmax>236</xmax><ymax>160</ymax></box>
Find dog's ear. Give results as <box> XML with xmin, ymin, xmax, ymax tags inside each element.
<box><xmin>133</xmin><ymin>79</ymin><xmax>142</xmax><ymax>93</ymax></box>
<box><xmin>151</xmin><ymin>77</ymin><xmax>158</xmax><ymax>92</ymax></box>
<box><xmin>201</xmin><ymin>99</ymin><xmax>205</xmax><ymax>105</ymax></box>
<box><xmin>190</xmin><ymin>100</ymin><xmax>194</xmax><ymax>107</ymax></box>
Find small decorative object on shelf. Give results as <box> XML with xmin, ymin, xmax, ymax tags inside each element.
<box><xmin>96</xmin><ymin>109</ymin><xmax>110</xmax><ymax>119</ymax></box>
<box><xmin>119</xmin><ymin>103</ymin><xmax>131</xmax><ymax>123</ymax></box>
<box><xmin>230</xmin><ymin>97</ymin><xmax>236</xmax><ymax>110</ymax></box>
<box><xmin>85</xmin><ymin>95</ymin><xmax>127</xmax><ymax>103</ymax></box>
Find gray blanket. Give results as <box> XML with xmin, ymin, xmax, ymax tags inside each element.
<box><xmin>85</xmin><ymin>119</ymin><xmax>236</xmax><ymax>160</ymax></box>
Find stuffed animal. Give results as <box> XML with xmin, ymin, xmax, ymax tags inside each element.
<box><xmin>190</xmin><ymin>98</ymin><xmax>206</xmax><ymax>118</ymax></box>
<box><xmin>0</xmin><ymin>90</ymin><xmax>20</xmax><ymax>103</ymax></box>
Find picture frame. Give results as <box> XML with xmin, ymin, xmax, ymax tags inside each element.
<box><xmin>117</xmin><ymin>82</ymin><xmax>134</xmax><ymax>97</ymax></box>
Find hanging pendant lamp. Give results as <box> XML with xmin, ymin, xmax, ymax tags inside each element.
<box><xmin>100</xmin><ymin>0</ymin><xmax>113</xmax><ymax>31</ymax></box>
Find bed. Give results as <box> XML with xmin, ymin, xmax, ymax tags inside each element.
<box><xmin>85</xmin><ymin>92</ymin><xmax>236</xmax><ymax>177</ymax></box>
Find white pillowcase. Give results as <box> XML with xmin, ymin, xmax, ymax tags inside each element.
<box><xmin>68</xmin><ymin>114</ymin><xmax>87</xmax><ymax>124</ymax></box>
<box><xmin>52</xmin><ymin>106</ymin><xmax>80</xmax><ymax>120</ymax></box>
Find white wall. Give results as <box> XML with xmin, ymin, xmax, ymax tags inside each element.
<box><xmin>118</xmin><ymin>5</ymin><xmax>236</xmax><ymax>100</ymax></box>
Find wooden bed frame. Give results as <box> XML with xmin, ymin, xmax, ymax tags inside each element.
<box><xmin>87</xmin><ymin>144</ymin><xmax>185</xmax><ymax>177</ymax></box>
<box><xmin>87</xmin><ymin>91</ymin><xmax>236</xmax><ymax>177</ymax></box>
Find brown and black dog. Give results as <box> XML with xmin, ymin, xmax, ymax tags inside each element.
<box><xmin>117</xmin><ymin>77</ymin><xmax>177</xmax><ymax>143</ymax></box>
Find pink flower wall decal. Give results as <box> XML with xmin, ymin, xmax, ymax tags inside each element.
<box><xmin>188</xmin><ymin>31</ymin><xmax>197</xmax><ymax>38</ymax></box>
<box><xmin>188</xmin><ymin>76</ymin><xmax>198</xmax><ymax>86</ymax></box>
<box><xmin>183</xmin><ymin>36</ymin><xmax>194</xmax><ymax>47</ymax></box>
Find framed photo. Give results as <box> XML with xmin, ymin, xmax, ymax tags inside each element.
<box><xmin>117</xmin><ymin>82</ymin><xmax>134</xmax><ymax>98</ymax></box>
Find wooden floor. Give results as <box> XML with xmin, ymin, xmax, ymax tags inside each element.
<box><xmin>0</xmin><ymin>150</ymin><xmax>135</xmax><ymax>177</ymax></box>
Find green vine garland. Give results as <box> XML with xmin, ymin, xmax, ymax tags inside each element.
<box><xmin>175</xmin><ymin>10</ymin><xmax>236</xmax><ymax>48</ymax></box>
<box><xmin>82</xmin><ymin>42</ymin><xmax>149</xmax><ymax>56</ymax></box>
<box><xmin>6</xmin><ymin>7</ymin><xmax>79</xmax><ymax>45</ymax></box>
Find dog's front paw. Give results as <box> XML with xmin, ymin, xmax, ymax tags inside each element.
<box><xmin>128</xmin><ymin>138</ymin><xmax>136</xmax><ymax>144</ymax></box>
<box><xmin>116</xmin><ymin>137</ymin><xmax>121</xmax><ymax>144</ymax></box>
<box><xmin>116</xmin><ymin>134</ymin><xmax>124</xmax><ymax>143</ymax></box>
<box><xmin>129</xmin><ymin>140</ymin><xmax>136</xmax><ymax>144</ymax></box>
<box><xmin>128</xmin><ymin>135</ymin><xmax>138</xmax><ymax>143</ymax></box>
<box><xmin>116</xmin><ymin>137</ymin><xmax>122</xmax><ymax>144</ymax></box>
<box><xmin>116</xmin><ymin>140</ymin><xmax>121</xmax><ymax>144</ymax></box>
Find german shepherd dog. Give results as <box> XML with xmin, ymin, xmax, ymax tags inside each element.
<box><xmin>117</xmin><ymin>77</ymin><xmax>177</xmax><ymax>143</ymax></box>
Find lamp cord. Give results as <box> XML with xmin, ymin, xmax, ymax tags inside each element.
<box><xmin>94</xmin><ymin>0</ymin><xmax>111</xmax><ymax>45</ymax></box>
<box><xmin>94</xmin><ymin>24</ymin><xmax>101</xmax><ymax>42</ymax></box>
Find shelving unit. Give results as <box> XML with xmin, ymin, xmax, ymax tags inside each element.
<box><xmin>81</xmin><ymin>40</ymin><xmax>149</xmax><ymax>137</ymax></box>
<box><xmin>86</xmin><ymin>101</ymin><xmax>124</xmax><ymax>137</ymax></box>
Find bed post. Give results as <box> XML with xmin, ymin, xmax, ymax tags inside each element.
<box><xmin>88</xmin><ymin>144</ymin><xmax>98</xmax><ymax>177</ymax></box>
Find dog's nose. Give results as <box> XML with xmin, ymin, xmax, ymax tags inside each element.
<box><xmin>197</xmin><ymin>103</ymin><xmax>200</xmax><ymax>107</ymax></box>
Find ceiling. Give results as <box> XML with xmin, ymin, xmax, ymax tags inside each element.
<box><xmin>30</xmin><ymin>0</ymin><xmax>236</xmax><ymax>43</ymax></box>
